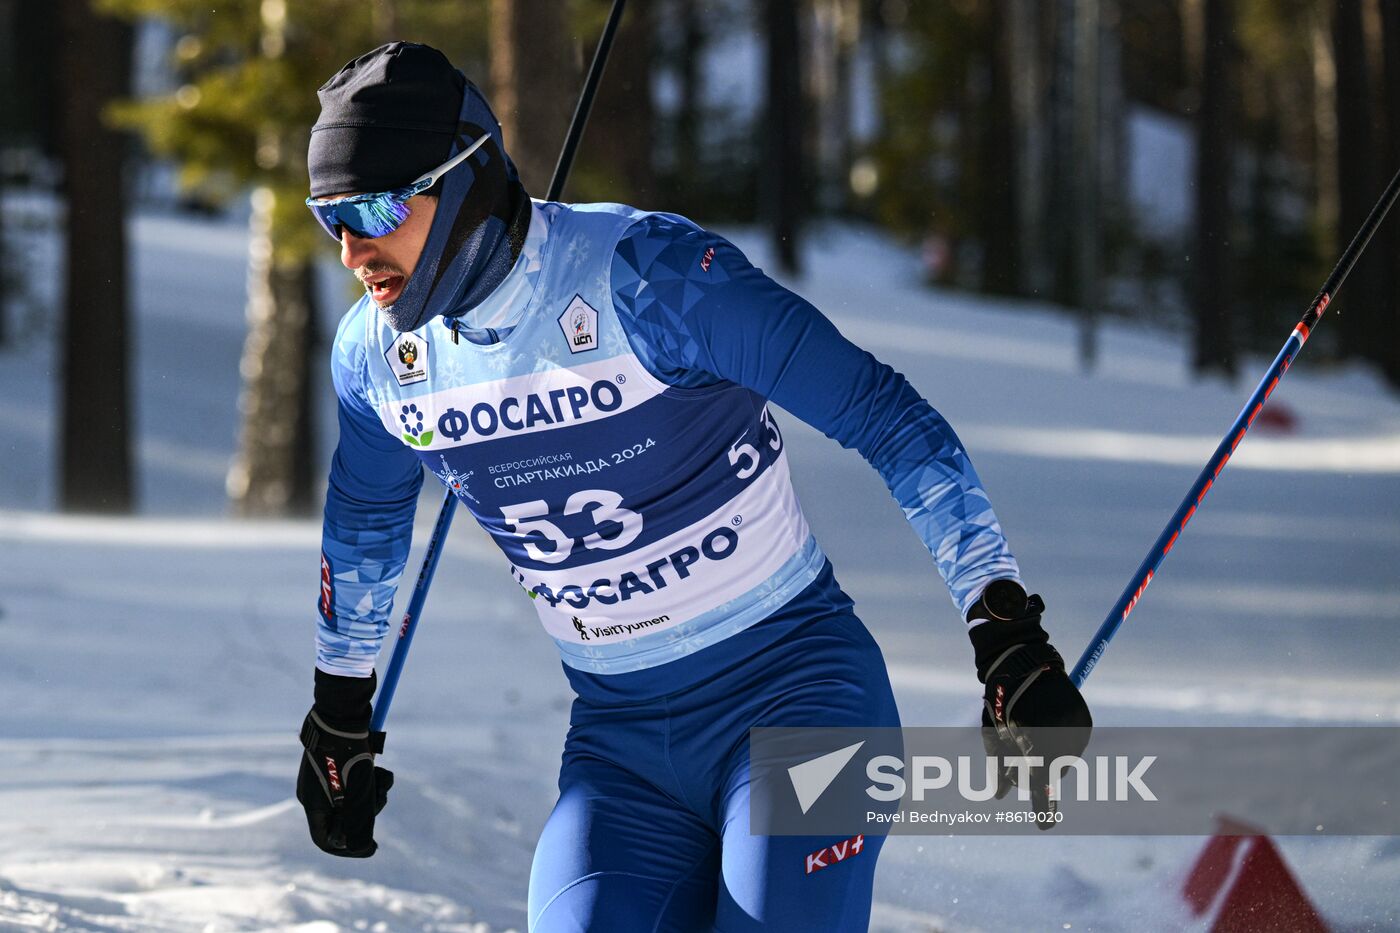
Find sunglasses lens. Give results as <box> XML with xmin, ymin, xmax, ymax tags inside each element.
<box><xmin>307</xmin><ymin>195</ymin><xmax>412</xmax><ymax>241</ymax></box>
<box><xmin>344</xmin><ymin>196</ymin><xmax>412</xmax><ymax>238</ymax></box>
<box><xmin>309</xmin><ymin>203</ymin><xmax>343</xmax><ymax>241</ymax></box>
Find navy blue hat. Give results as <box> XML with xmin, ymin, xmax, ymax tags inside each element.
<box><xmin>308</xmin><ymin>42</ymin><xmax>465</xmax><ymax>197</ymax></box>
<box><xmin>309</xmin><ymin>42</ymin><xmax>529</xmax><ymax>333</ymax></box>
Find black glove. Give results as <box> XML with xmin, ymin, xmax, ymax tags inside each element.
<box><xmin>967</xmin><ymin>580</ymin><xmax>1092</xmax><ymax>829</ymax></box>
<box><xmin>296</xmin><ymin>668</ymin><xmax>393</xmax><ymax>857</ymax></box>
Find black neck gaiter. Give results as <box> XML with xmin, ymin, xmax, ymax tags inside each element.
<box><xmin>367</xmin><ymin>81</ymin><xmax>530</xmax><ymax>333</ymax></box>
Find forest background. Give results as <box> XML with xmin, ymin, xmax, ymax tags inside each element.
<box><xmin>1</xmin><ymin>0</ymin><xmax>1396</xmax><ymax>516</ymax></box>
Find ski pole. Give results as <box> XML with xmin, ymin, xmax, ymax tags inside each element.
<box><xmin>1071</xmin><ymin>165</ymin><xmax>1400</xmax><ymax>687</ymax></box>
<box><xmin>371</xmin><ymin>0</ymin><xmax>629</xmax><ymax>733</ymax></box>
<box><xmin>371</xmin><ymin>488</ymin><xmax>456</xmax><ymax>732</ymax></box>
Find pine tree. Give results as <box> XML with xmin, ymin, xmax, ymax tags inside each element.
<box><xmin>60</xmin><ymin>0</ymin><xmax>135</xmax><ymax>512</ymax></box>
<box><xmin>765</xmin><ymin>0</ymin><xmax>805</xmax><ymax>275</ymax></box>
<box><xmin>488</xmin><ymin>0</ymin><xmax>575</xmax><ymax>197</ymax></box>
<box><xmin>1192</xmin><ymin>0</ymin><xmax>1239</xmax><ymax>378</ymax></box>
<box><xmin>1379</xmin><ymin>0</ymin><xmax>1400</xmax><ymax>387</ymax></box>
<box><xmin>1331</xmin><ymin>0</ymin><xmax>1380</xmax><ymax>373</ymax></box>
<box><xmin>578</xmin><ymin>0</ymin><xmax>656</xmax><ymax>206</ymax></box>
<box><xmin>102</xmin><ymin>0</ymin><xmax>487</xmax><ymax>515</ymax></box>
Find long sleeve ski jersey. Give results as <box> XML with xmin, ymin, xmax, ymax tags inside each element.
<box><xmin>316</xmin><ymin>209</ymin><xmax>1021</xmax><ymax>677</ymax></box>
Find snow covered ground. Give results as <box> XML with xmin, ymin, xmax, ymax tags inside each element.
<box><xmin>3</xmin><ymin>198</ymin><xmax>1399</xmax><ymax>931</ymax></box>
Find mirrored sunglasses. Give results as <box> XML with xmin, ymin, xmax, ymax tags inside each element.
<box><xmin>305</xmin><ymin>133</ymin><xmax>489</xmax><ymax>241</ymax></box>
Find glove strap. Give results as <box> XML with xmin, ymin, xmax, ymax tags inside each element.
<box><xmin>985</xmin><ymin>640</ymin><xmax>1065</xmax><ymax>682</ymax></box>
<box><xmin>299</xmin><ymin>708</ymin><xmax>389</xmax><ymax>750</ymax></box>
<box><xmin>299</xmin><ymin>709</ymin><xmax>386</xmax><ymax>754</ymax></box>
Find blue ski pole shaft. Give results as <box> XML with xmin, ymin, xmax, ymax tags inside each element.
<box><xmin>371</xmin><ymin>489</ymin><xmax>456</xmax><ymax>732</ymax></box>
<box><xmin>1071</xmin><ymin>165</ymin><xmax>1400</xmax><ymax>687</ymax></box>
<box><xmin>370</xmin><ymin>0</ymin><xmax>628</xmax><ymax>730</ymax></box>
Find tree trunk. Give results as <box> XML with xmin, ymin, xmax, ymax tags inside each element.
<box><xmin>226</xmin><ymin>187</ymin><xmax>318</xmax><ymax>516</ymax></box>
<box><xmin>1098</xmin><ymin>0</ymin><xmax>1127</xmax><ymax>249</ymax></box>
<box><xmin>1049</xmin><ymin>0</ymin><xmax>1078</xmax><ymax>307</ymax></box>
<box><xmin>1072</xmin><ymin>0</ymin><xmax>1100</xmax><ymax>366</ymax></box>
<box><xmin>808</xmin><ymin>0</ymin><xmax>857</xmax><ymax>214</ymax></box>
<box><xmin>0</xmin><ymin>0</ymin><xmax>12</xmax><ymax>346</ymax></box>
<box><xmin>587</xmin><ymin>0</ymin><xmax>656</xmax><ymax>205</ymax></box>
<box><xmin>225</xmin><ymin>1</ymin><xmax>321</xmax><ymax>517</ymax></box>
<box><xmin>0</xmin><ymin>137</ymin><xmax>7</xmax><ymax>346</ymax></box>
<box><xmin>1311</xmin><ymin>11</ymin><xmax>1340</xmax><ymax>264</ymax></box>
<box><xmin>981</xmin><ymin>0</ymin><xmax>1020</xmax><ymax>297</ymax></box>
<box><xmin>765</xmin><ymin>0</ymin><xmax>804</xmax><ymax>275</ymax></box>
<box><xmin>668</xmin><ymin>0</ymin><xmax>704</xmax><ymax>214</ymax></box>
<box><xmin>58</xmin><ymin>0</ymin><xmax>134</xmax><ymax>512</ymax></box>
<box><xmin>1375</xmin><ymin>0</ymin><xmax>1400</xmax><ymax>386</ymax></box>
<box><xmin>1192</xmin><ymin>0</ymin><xmax>1237</xmax><ymax>378</ymax></box>
<box><xmin>829</xmin><ymin>0</ymin><xmax>860</xmax><ymax>214</ymax></box>
<box><xmin>1009</xmin><ymin>0</ymin><xmax>1049</xmax><ymax>297</ymax></box>
<box><xmin>865</xmin><ymin>0</ymin><xmax>891</xmax><ymax>143</ymax></box>
<box><xmin>489</xmin><ymin>0</ymin><xmax>576</xmax><ymax>198</ymax></box>
<box><xmin>1332</xmin><ymin>0</ymin><xmax>1379</xmax><ymax>367</ymax></box>
<box><xmin>11</xmin><ymin>0</ymin><xmax>62</xmax><ymax>163</ymax></box>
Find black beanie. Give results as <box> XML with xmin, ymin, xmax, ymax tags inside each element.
<box><xmin>307</xmin><ymin>42</ymin><xmax>466</xmax><ymax>198</ymax></box>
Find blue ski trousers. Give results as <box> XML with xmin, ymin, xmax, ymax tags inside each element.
<box><xmin>528</xmin><ymin>600</ymin><xmax>901</xmax><ymax>932</ymax></box>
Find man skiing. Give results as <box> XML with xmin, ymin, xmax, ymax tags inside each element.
<box><xmin>295</xmin><ymin>42</ymin><xmax>1091</xmax><ymax>932</ymax></box>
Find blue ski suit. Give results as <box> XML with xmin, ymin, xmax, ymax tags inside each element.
<box><xmin>316</xmin><ymin>201</ymin><xmax>1022</xmax><ymax>930</ymax></box>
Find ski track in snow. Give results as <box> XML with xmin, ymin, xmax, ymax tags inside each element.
<box><xmin>2</xmin><ymin>202</ymin><xmax>1399</xmax><ymax>931</ymax></box>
